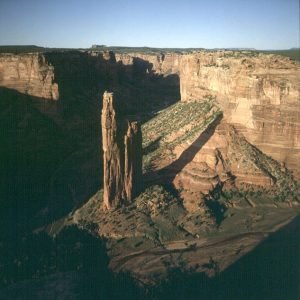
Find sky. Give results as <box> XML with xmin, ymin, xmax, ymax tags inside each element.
<box><xmin>0</xmin><ymin>0</ymin><xmax>299</xmax><ymax>49</ymax></box>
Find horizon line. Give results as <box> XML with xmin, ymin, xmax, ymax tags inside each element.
<box><xmin>0</xmin><ymin>44</ymin><xmax>299</xmax><ymax>51</ymax></box>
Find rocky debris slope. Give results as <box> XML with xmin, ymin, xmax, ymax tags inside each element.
<box><xmin>102</xmin><ymin>92</ymin><xmax>142</xmax><ymax>209</ymax></box>
<box><xmin>0</xmin><ymin>53</ymin><xmax>59</xmax><ymax>100</ymax></box>
<box><xmin>142</xmin><ymin>99</ymin><xmax>299</xmax><ymax>212</ymax></box>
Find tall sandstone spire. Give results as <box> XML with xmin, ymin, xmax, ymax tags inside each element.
<box><xmin>101</xmin><ymin>91</ymin><xmax>142</xmax><ymax>210</ymax></box>
<box><xmin>124</xmin><ymin>121</ymin><xmax>142</xmax><ymax>201</ymax></box>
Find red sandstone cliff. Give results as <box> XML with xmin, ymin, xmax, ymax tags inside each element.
<box><xmin>0</xmin><ymin>53</ymin><xmax>59</xmax><ymax>100</ymax></box>
<box><xmin>115</xmin><ymin>51</ymin><xmax>300</xmax><ymax>177</ymax></box>
<box><xmin>178</xmin><ymin>51</ymin><xmax>300</xmax><ymax>177</ymax></box>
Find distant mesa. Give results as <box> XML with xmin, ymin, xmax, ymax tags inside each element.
<box><xmin>91</xmin><ymin>44</ymin><xmax>107</xmax><ymax>48</ymax></box>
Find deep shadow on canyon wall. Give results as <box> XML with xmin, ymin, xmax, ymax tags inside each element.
<box><xmin>0</xmin><ymin>87</ymin><xmax>74</xmax><ymax>235</ymax></box>
<box><xmin>0</xmin><ymin>51</ymin><xmax>180</xmax><ymax>227</ymax></box>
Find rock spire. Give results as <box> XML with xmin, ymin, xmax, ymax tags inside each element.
<box><xmin>101</xmin><ymin>91</ymin><xmax>142</xmax><ymax>209</ymax></box>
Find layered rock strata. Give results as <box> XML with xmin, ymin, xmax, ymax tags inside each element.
<box><xmin>114</xmin><ymin>50</ymin><xmax>300</xmax><ymax>177</ymax></box>
<box><xmin>178</xmin><ymin>51</ymin><xmax>300</xmax><ymax>177</ymax></box>
<box><xmin>0</xmin><ymin>53</ymin><xmax>59</xmax><ymax>100</ymax></box>
<box><xmin>1</xmin><ymin>49</ymin><xmax>298</xmax><ymax>183</ymax></box>
<box><xmin>101</xmin><ymin>91</ymin><xmax>142</xmax><ymax>209</ymax></box>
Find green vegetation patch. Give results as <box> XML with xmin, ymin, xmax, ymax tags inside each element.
<box><xmin>142</xmin><ymin>98</ymin><xmax>221</xmax><ymax>170</ymax></box>
<box><xmin>262</xmin><ymin>49</ymin><xmax>300</xmax><ymax>61</ymax></box>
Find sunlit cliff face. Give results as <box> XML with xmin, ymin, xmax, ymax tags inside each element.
<box><xmin>116</xmin><ymin>51</ymin><xmax>300</xmax><ymax>177</ymax></box>
<box><xmin>0</xmin><ymin>53</ymin><xmax>59</xmax><ymax>100</ymax></box>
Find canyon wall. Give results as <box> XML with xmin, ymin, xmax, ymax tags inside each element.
<box><xmin>0</xmin><ymin>53</ymin><xmax>59</xmax><ymax>100</ymax></box>
<box><xmin>115</xmin><ymin>52</ymin><xmax>181</xmax><ymax>76</ymax></box>
<box><xmin>1</xmin><ymin>49</ymin><xmax>299</xmax><ymax>187</ymax></box>
<box><xmin>113</xmin><ymin>50</ymin><xmax>300</xmax><ymax>176</ymax></box>
<box><xmin>177</xmin><ymin>51</ymin><xmax>300</xmax><ymax>177</ymax></box>
<box><xmin>102</xmin><ymin>91</ymin><xmax>142</xmax><ymax>209</ymax></box>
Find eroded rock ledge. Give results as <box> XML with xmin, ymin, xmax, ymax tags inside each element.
<box><xmin>101</xmin><ymin>91</ymin><xmax>142</xmax><ymax>209</ymax></box>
